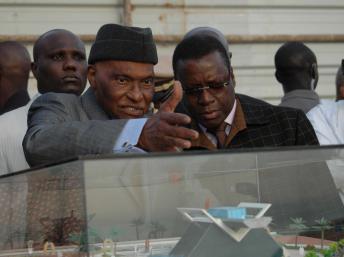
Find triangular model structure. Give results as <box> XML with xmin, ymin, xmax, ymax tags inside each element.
<box><xmin>170</xmin><ymin>203</ymin><xmax>283</xmax><ymax>257</ymax></box>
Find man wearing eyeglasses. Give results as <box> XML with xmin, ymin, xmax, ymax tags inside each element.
<box><xmin>23</xmin><ymin>24</ymin><xmax>199</xmax><ymax>167</ymax></box>
<box><xmin>173</xmin><ymin>31</ymin><xmax>319</xmax><ymax>149</ymax></box>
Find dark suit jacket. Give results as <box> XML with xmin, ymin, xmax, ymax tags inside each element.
<box><xmin>183</xmin><ymin>95</ymin><xmax>344</xmax><ymax>230</ymax></box>
<box><xmin>23</xmin><ymin>88</ymin><xmax>128</xmax><ymax>167</ymax></box>
<box><xmin>188</xmin><ymin>94</ymin><xmax>319</xmax><ymax>149</ymax></box>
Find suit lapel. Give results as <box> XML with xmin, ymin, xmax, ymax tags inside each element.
<box><xmin>224</xmin><ymin>99</ymin><xmax>247</xmax><ymax>147</ymax></box>
<box><xmin>81</xmin><ymin>88</ymin><xmax>110</xmax><ymax>120</ymax></box>
<box><xmin>238</xmin><ymin>94</ymin><xmax>270</xmax><ymax>125</ymax></box>
<box><xmin>80</xmin><ymin>89</ymin><xmax>145</xmax><ymax>206</ymax></box>
<box><xmin>189</xmin><ymin>99</ymin><xmax>248</xmax><ymax>150</ymax></box>
<box><xmin>189</xmin><ymin>121</ymin><xmax>217</xmax><ymax>150</ymax></box>
<box><xmin>190</xmin><ymin>94</ymin><xmax>272</xmax><ymax>149</ymax></box>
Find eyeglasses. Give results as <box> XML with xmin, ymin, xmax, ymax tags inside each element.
<box><xmin>184</xmin><ymin>81</ymin><xmax>230</xmax><ymax>96</ymax></box>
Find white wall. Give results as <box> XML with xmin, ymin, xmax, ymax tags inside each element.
<box><xmin>0</xmin><ymin>0</ymin><xmax>343</xmax><ymax>103</ymax></box>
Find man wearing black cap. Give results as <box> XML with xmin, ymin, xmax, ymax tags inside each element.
<box><xmin>23</xmin><ymin>24</ymin><xmax>198</xmax><ymax>167</ymax></box>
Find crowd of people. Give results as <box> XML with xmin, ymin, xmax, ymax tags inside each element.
<box><xmin>0</xmin><ymin>23</ymin><xmax>342</xmax><ymax>174</ymax></box>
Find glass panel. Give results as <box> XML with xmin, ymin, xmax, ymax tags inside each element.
<box><xmin>82</xmin><ymin>148</ymin><xmax>344</xmax><ymax>257</ymax></box>
<box><xmin>0</xmin><ymin>161</ymin><xmax>88</xmax><ymax>257</ymax></box>
<box><xmin>0</xmin><ymin>146</ymin><xmax>343</xmax><ymax>257</ymax></box>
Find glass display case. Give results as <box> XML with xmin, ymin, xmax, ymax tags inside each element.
<box><xmin>0</xmin><ymin>146</ymin><xmax>344</xmax><ymax>257</ymax></box>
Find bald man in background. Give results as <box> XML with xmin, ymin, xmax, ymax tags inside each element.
<box><xmin>0</xmin><ymin>41</ymin><xmax>31</xmax><ymax>115</ymax></box>
<box><xmin>32</xmin><ymin>29</ymin><xmax>87</xmax><ymax>96</ymax></box>
<box><xmin>0</xmin><ymin>29</ymin><xmax>87</xmax><ymax>174</ymax></box>
<box><xmin>275</xmin><ymin>41</ymin><xmax>320</xmax><ymax>113</ymax></box>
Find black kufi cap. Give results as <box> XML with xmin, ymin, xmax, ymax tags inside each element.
<box><xmin>88</xmin><ymin>23</ymin><xmax>158</xmax><ymax>65</ymax></box>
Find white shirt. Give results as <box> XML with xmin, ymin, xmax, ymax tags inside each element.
<box><xmin>113</xmin><ymin>118</ymin><xmax>147</xmax><ymax>153</ymax></box>
<box><xmin>306</xmin><ymin>100</ymin><xmax>344</xmax><ymax>145</ymax></box>
<box><xmin>0</xmin><ymin>94</ymin><xmax>40</xmax><ymax>175</ymax></box>
<box><xmin>200</xmin><ymin>99</ymin><xmax>237</xmax><ymax>146</ymax></box>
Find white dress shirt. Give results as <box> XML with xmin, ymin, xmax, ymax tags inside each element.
<box><xmin>307</xmin><ymin>100</ymin><xmax>344</xmax><ymax>145</ymax></box>
<box><xmin>0</xmin><ymin>94</ymin><xmax>40</xmax><ymax>174</ymax></box>
<box><xmin>113</xmin><ymin>118</ymin><xmax>147</xmax><ymax>153</ymax></box>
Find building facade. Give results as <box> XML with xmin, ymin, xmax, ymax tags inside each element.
<box><xmin>0</xmin><ymin>0</ymin><xmax>344</xmax><ymax>103</ymax></box>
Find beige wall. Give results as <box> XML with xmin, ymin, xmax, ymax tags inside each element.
<box><xmin>1</xmin><ymin>0</ymin><xmax>343</xmax><ymax>103</ymax></box>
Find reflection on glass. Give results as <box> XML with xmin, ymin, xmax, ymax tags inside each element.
<box><xmin>0</xmin><ymin>147</ymin><xmax>343</xmax><ymax>256</ymax></box>
<box><xmin>27</xmin><ymin>240</ymin><xmax>33</xmax><ymax>254</ymax></box>
<box><xmin>102</xmin><ymin>238</ymin><xmax>115</xmax><ymax>256</ymax></box>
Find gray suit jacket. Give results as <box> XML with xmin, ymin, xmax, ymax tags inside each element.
<box><xmin>23</xmin><ymin>88</ymin><xmax>128</xmax><ymax>167</ymax></box>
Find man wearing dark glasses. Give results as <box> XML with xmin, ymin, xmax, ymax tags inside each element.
<box><xmin>173</xmin><ymin>29</ymin><xmax>319</xmax><ymax>149</ymax></box>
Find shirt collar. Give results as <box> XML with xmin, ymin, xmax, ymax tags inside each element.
<box><xmin>282</xmin><ymin>89</ymin><xmax>320</xmax><ymax>101</ymax></box>
<box><xmin>224</xmin><ymin>99</ymin><xmax>237</xmax><ymax>127</ymax></box>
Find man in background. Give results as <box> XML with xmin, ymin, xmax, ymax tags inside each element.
<box><xmin>0</xmin><ymin>41</ymin><xmax>31</xmax><ymax>115</ymax></box>
<box><xmin>0</xmin><ymin>29</ymin><xmax>88</xmax><ymax>174</ymax></box>
<box><xmin>31</xmin><ymin>29</ymin><xmax>87</xmax><ymax>96</ymax></box>
<box><xmin>275</xmin><ymin>41</ymin><xmax>320</xmax><ymax>113</ymax></box>
<box><xmin>307</xmin><ymin>61</ymin><xmax>344</xmax><ymax>145</ymax></box>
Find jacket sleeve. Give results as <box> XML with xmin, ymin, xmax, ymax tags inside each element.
<box><xmin>23</xmin><ymin>93</ymin><xmax>128</xmax><ymax>167</ymax></box>
<box><xmin>295</xmin><ymin>109</ymin><xmax>319</xmax><ymax>145</ymax></box>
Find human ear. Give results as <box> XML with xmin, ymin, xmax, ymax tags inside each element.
<box><xmin>339</xmin><ymin>85</ymin><xmax>344</xmax><ymax>100</ymax></box>
<box><xmin>311</xmin><ymin>63</ymin><xmax>319</xmax><ymax>90</ymax></box>
<box><xmin>275</xmin><ymin>70</ymin><xmax>282</xmax><ymax>84</ymax></box>
<box><xmin>31</xmin><ymin>62</ymin><xmax>38</xmax><ymax>79</ymax></box>
<box><xmin>87</xmin><ymin>65</ymin><xmax>97</xmax><ymax>90</ymax></box>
